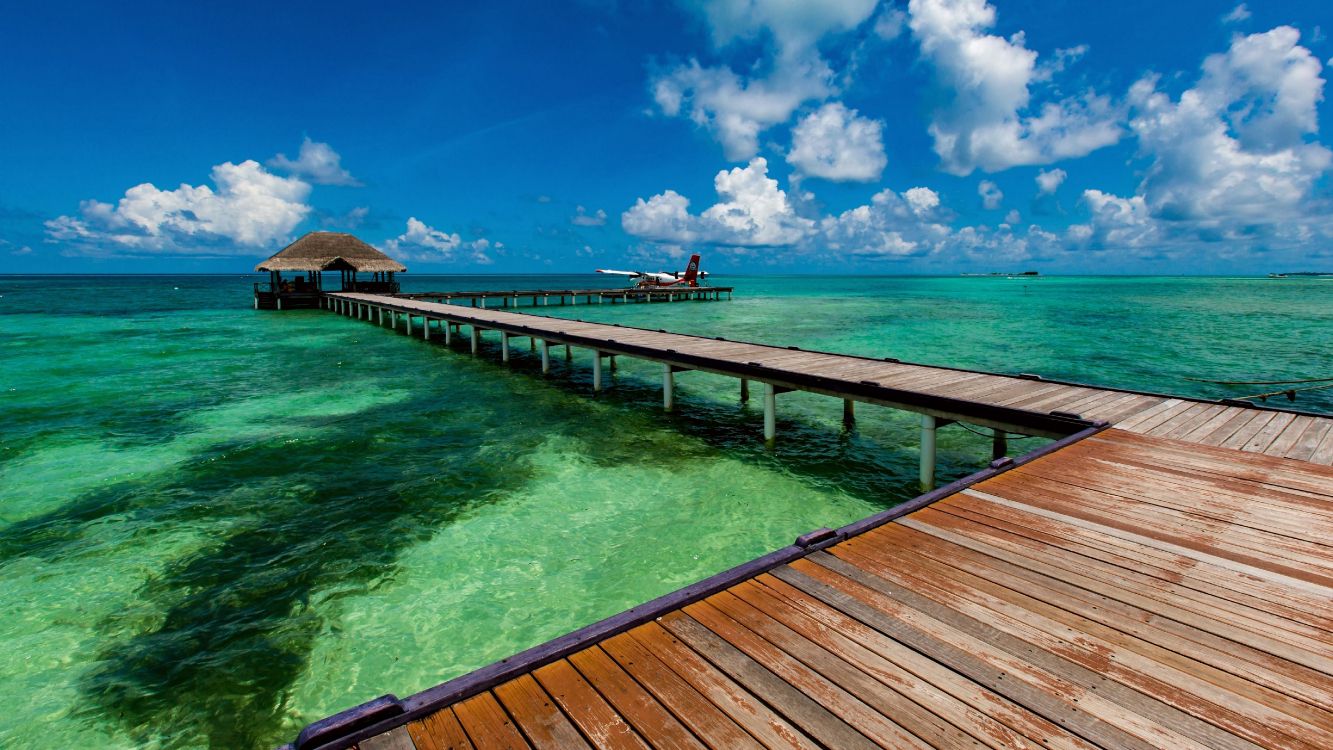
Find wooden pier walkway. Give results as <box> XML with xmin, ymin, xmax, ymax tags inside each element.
<box><xmin>322</xmin><ymin>293</ymin><xmax>1333</xmax><ymax>469</ymax></box>
<box><xmin>281</xmin><ymin>292</ymin><xmax>1333</xmax><ymax>750</ymax></box>
<box><xmin>290</xmin><ymin>427</ymin><xmax>1333</xmax><ymax>750</ymax></box>
<box><xmin>396</xmin><ymin>286</ymin><xmax>732</xmax><ymax>309</ymax></box>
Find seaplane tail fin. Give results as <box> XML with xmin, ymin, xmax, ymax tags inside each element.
<box><xmin>682</xmin><ymin>254</ymin><xmax>701</xmax><ymax>285</ymax></box>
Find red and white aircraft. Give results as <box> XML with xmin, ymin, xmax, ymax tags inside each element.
<box><xmin>597</xmin><ymin>254</ymin><xmax>706</xmax><ymax>288</ymax></box>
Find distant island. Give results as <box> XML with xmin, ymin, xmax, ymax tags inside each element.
<box><xmin>960</xmin><ymin>270</ymin><xmax>1040</xmax><ymax>277</ymax></box>
<box><xmin>1268</xmin><ymin>272</ymin><xmax>1333</xmax><ymax>277</ymax></box>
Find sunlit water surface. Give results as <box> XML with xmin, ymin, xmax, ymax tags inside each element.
<box><xmin>0</xmin><ymin>274</ymin><xmax>1328</xmax><ymax>748</ymax></box>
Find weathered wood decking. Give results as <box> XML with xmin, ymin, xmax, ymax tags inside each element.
<box><xmin>296</xmin><ymin>428</ymin><xmax>1333</xmax><ymax>750</ymax></box>
<box><xmin>324</xmin><ymin>292</ymin><xmax>1333</xmax><ymax>464</ymax></box>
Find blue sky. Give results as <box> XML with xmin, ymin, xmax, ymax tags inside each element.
<box><xmin>2</xmin><ymin>0</ymin><xmax>1330</xmax><ymax>274</ymax></box>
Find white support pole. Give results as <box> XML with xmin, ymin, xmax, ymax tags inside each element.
<box><xmin>423</xmin><ymin>318</ymin><xmax>430</xmax><ymax>340</ymax></box>
<box><xmin>480</xmin><ymin>296</ymin><xmax>487</xmax><ymax>309</ymax></box>
<box><xmin>470</xmin><ymin>327</ymin><xmax>480</xmax><ymax>354</ymax></box>
<box><xmin>592</xmin><ymin>351</ymin><xmax>603</xmax><ymax>391</ymax></box>
<box><xmin>378</xmin><ymin>308</ymin><xmax>384</xmax><ymax>326</ymax></box>
<box><xmin>277</xmin><ymin>297</ymin><xmax>283</xmax><ymax>310</ymax></box>
<box><xmin>920</xmin><ymin>414</ymin><xmax>937</xmax><ymax>491</ymax></box>
<box><xmin>406</xmin><ymin>315</ymin><xmax>414</xmax><ymax>336</ymax></box>
<box><xmin>501</xmin><ymin>332</ymin><xmax>510</xmax><ymax>363</ymax></box>
<box><xmin>663</xmin><ymin>364</ymin><xmax>675</xmax><ymax>411</ymax></box>
<box><xmin>540</xmin><ymin>340</ymin><xmax>550</xmax><ymax>374</ymax></box>
<box><xmin>763</xmin><ymin>384</ymin><xmax>777</xmax><ymax>444</ymax></box>
<box><xmin>444</xmin><ymin>321</ymin><xmax>452</xmax><ymax>345</ymax></box>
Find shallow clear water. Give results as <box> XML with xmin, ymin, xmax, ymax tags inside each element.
<box><xmin>0</xmin><ymin>274</ymin><xmax>1328</xmax><ymax>749</ymax></box>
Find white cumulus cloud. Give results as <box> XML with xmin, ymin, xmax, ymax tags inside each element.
<box><xmin>45</xmin><ymin>160</ymin><xmax>312</xmax><ymax>255</ymax></box>
<box><xmin>571</xmin><ymin>206</ymin><xmax>608</xmax><ymax>226</ymax></box>
<box><xmin>907</xmin><ymin>0</ymin><xmax>1122</xmax><ymax>174</ymax></box>
<box><xmin>650</xmin><ymin>0</ymin><xmax>878</xmax><ymax>160</ymax></box>
<box><xmin>622</xmin><ymin>157</ymin><xmax>815</xmax><ymax>247</ymax></box>
<box><xmin>1078</xmin><ymin>27</ymin><xmax>1332</xmax><ymax>256</ymax></box>
<box><xmin>786</xmin><ymin>102</ymin><xmax>887</xmax><ymax>181</ymax></box>
<box><xmin>977</xmin><ymin>179</ymin><xmax>1003</xmax><ymax>209</ymax></box>
<box><xmin>1035</xmin><ymin>167</ymin><xmax>1067</xmax><ymax>194</ymax></box>
<box><xmin>268</xmin><ymin>137</ymin><xmax>361</xmax><ymax>186</ymax></box>
<box><xmin>382</xmin><ymin>217</ymin><xmax>495</xmax><ymax>264</ymax></box>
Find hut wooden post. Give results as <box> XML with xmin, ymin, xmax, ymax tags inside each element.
<box><xmin>843</xmin><ymin>399</ymin><xmax>855</xmax><ymax>428</ymax></box>
<box><xmin>920</xmin><ymin>415</ymin><xmax>937</xmax><ymax>491</ymax></box>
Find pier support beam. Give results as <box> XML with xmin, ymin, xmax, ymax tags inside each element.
<box><xmin>592</xmin><ymin>351</ymin><xmax>603</xmax><ymax>392</ymax></box>
<box><xmin>763</xmin><ymin>384</ymin><xmax>777</xmax><ymax>445</ymax></box>
<box><xmin>843</xmin><ymin>399</ymin><xmax>855</xmax><ymax>429</ymax></box>
<box><xmin>920</xmin><ymin>414</ymin><xmax>937</xmax><ymax>491</ymax></box>
<box><xmin>663</xmin><ymin>364</ymin><xmax>675</xmax><ymax>411</ymax></box>
<box><xmin>378</xmin><ymin>308</ymin><xmax>384</xmax><ymax>326</ymax></box>
<box><xmin>470</xmin><ymin>327</ymin><xmax>480</xmax><ymax>354</ymax></box>
<box><xmin>992</xmin><ymin>429</ymin><xmax>1008</xmax><ymax>461</ymax></box>
<box><xmin>406</xmin><ymin>315</ymin><xmax>413</xmax><ymax>336</ymax></box>
<box><xmin>540</xmin><ymin>340</ymin><xmax>550</xmax><ymax>374</ymax></box>
<box><xmin>740</xmin><ymin>378</ymin><xmax>750</xmax><ymax>403</ymax></box>
<box><xmin>565</xmin><ymin>344</ymin><xmax>572</xmax><ymax>361</ymax></box>
<box><xmin>501</xmin><ymin>332</ymin><xmax>510</xmax><ymax>363</ymax></box>
<box><xmin>423</xmin><ymin>318</ymin><xmax>430</xmax><ymax>340</ymax></box>
<box><xmin>444</xmin><ymin>320</ymin><xmax>452</xmax><ymax>345</ymax></box>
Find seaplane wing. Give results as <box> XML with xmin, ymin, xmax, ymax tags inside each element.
<box><xmin>595</xmin><ymin>268</ymin><xmax>646</xmax><ymax>278</ymax></box>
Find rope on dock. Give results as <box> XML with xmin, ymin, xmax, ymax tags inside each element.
<box><xmin>1233</xmin><ymin>381</ymin><xmax>1333</xmax><ymax>402</ymax></box>
<box><xmin>1184</xmin><ymin>375</ymin><xmax>1333</xmax><ymax>385</ymax></box>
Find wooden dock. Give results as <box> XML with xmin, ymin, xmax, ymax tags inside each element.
<box><xmin>281</xmin><ymin>292</ymin><xmax>1333</xmax><ymax>750</ymax></box>
<box><xmin>395</xmin><ymin>286</ymin><xmax>732</xmax><ymax>309</ymax></box>
<box><xmin>289</xmin><ymin>428</ymin><xmax>1333</xmax><ymax>750</ymax></box>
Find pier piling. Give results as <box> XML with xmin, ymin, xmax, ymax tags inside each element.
<box><xmin>663</xmin><ymin>364</ymin><xmax>675</xmax><ymax>412</ymax></box>
<box><xmin>763</xmin><ymin>384</ymin><xmax>777</xmax><ymax>444</ymax></box>
<box><xmin>920</xmin><ymin>414</ymin><xmax>937</xmax><ymax>490</ymax></box>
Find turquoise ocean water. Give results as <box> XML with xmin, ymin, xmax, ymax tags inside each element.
<box><xmin>1</xmin><ymin>274</ymin><xmax>1329</xmax><ymax>749</ymax></box>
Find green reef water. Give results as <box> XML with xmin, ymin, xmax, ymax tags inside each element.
<box><xmin>1</xmin><ymin>274</ymin><xmax>1329</xmax><ymax>748</ymax></box>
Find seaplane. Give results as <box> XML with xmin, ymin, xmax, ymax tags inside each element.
<box><xmin>596</xmin><ymin>254</ymin><xmax>707</xmax><ymax>288</ymax></box>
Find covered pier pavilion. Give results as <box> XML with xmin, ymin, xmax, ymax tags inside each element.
<box><xmin>254</xmin><ymin>231</ymin><xmax>406</xmax><ymax>310</ymax></box>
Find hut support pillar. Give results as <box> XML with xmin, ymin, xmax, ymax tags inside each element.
<box><xmin>378</xmin><ymin>308</ymin><xmax>384</xmax><ymax>326</ymax></box>
<box><xmin>470</xmin><ymin>327</ymin><xmax>480</xmax><ymax>354</ymax></box>
<box><xmin>662</xmin><ymin>365</ymin><xmax>676</xmax><ymax>411</ymax></box>
<box><xmin>592</xmin><ymin>351</ymin><xmax>603</xmax><ymax>392</ymax></box>
<box><xmin>565</xmin><ymin>344</ymin><xmax>572</xmax><ymax>361</ymax></box>
<box><xmin>406</xmin><ymin>315</ymin><xmax>413</xmax><ymax>336</ymax></box>
<box><xmin>763</xmin><ymin>384</ymin><xmax>777</xmax><ymax>445</ymax></box>
<box><xmin>423</xmin><ymin>318</ymin><xmax>430</xmax><ymax>340</ymax></box>
<box><xmin>540</xmin><ymin>340</ymin><xmax>550</xmax><ymax>374</ymax></box>
<box><xmin>740</xmin><ymin>378</ymin><xmax>750</xmax><ymax>403</ymax></box>
<box><xmin>920</xmin><ymin>415</ymin><xmax>937</xmax><ymax>491</ymax></box>
<box><xmin>501</xmin><ymin>333</ymin><xmax>510</xmax><ymax>363</ymax></box>
<box><xmin>843</xmin><ymin>399</ymin><xmax>855</xmax><ymax>429</ymax></box>
<box><xmin>992</xmin><ymin>429</ymin><xmax>1008</xmax><ymax>461</ymax></box>
<box><xmin>444</xmin><ymin>321</ymin><xmax>452</xmax><ymax>345</ymax></box>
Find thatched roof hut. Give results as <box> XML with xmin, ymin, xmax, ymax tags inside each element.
<box><xmin>255</xmin><ymin>232</ymin><xmax>407</xmax><ymax>273</ymax></box>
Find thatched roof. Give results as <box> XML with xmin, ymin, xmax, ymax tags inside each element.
<box><xmin>255</xmin><ymin>232</ymin><xmax>407</xmax><ymax>273</ymax></box>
